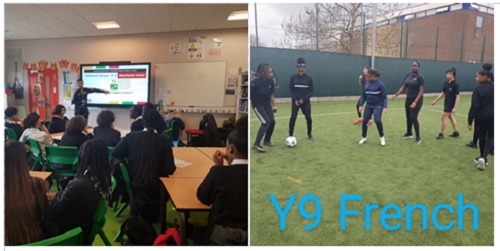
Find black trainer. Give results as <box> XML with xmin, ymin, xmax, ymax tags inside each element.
<box><xmin>263</xmin><ymin>141</ymin><xmax>274</xmax><ymax>147</ymax></box>
<box><xmin>449</xmin><ymin>131</ymin><xmax>460</xmax><ymax>138</ymax></box>
<box><xmin>466</xmin><ymin>141</ymin><xmax>477</xmax><ymax>148</ymax></box>
<box><xmin>308</xmin><ymin>134</ymin><xmax>314</xmax><ymax>140</ymax></box>
<box><xmin>415</xmin><ymin>137</ymin><xmax>422</xmax><ymax>145</ymax></box>
<box><xmin>402</xmin><ymin>133</ymin><xmax>414</xmax><ymax>139</ymax></box>
<box><xmin>252</xmin><ymin>145</ymin><xmax>265</xmax><ymax>153</ymax></box>
<box><xmin>436</xmin><ymin>133</ymin><xmax>444</xmax><ymax>140</ymax></box>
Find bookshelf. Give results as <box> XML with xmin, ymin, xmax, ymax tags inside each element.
<box><xmin>236</xmin><ymin>72</ymin><xmax>248</xmax><ymax>119</ymax></box>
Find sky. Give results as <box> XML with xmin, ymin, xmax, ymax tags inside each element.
<box><xmin>249</xmin><ymin>3</ymin><xmax>313</xmax><ymax>47</ymax></box>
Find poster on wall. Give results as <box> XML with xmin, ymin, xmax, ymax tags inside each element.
<box><xmin>62</xmin><ymin>71</ymin><xmax>78</xmax><ymax>106</ymax></box>
<box><xmin>209</xmin><ymin>38</ymin><xmax>223</xmax><ymax>56</ymax></box>
<box><xmin>187</xmin><ymin>36</ymin><xmax>206</xmax><ymax>60</ymax></box>
<box><xmin>170</xmin><ymin>42</ymin><xmax>186</xmax><ymax>55</ymax></box>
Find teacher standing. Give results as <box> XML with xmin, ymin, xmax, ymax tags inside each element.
<box><xmin>72</xmin><ymin>79</ymin><xmax>110</xmax><ymax>119</ymax></box>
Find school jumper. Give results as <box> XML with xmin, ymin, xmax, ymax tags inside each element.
<box><xmin>250</xmin><ymin>77</ymin><xmax>275</xmax><ymax>146</ymax></box>
<box><xmin>112</xmin><ymin>130</ymin><xmax>176</xmax><ymax>222</ymax></box>
<box><xmin>49</xmin><ymin>116</ymin><xmax>69</xmax><ymax>134</ymax></box>
<box><xmin>402</xmin><ymin>72</ymin><xmax>425</xmax><ymax>138</ymax></box>
<box><xmin>5</xmin><ymin>119</ymin><xmax>24</xmax><ymax>139</ymax></box>
<box><xmin>468</xmin><ymin>80</ymin><xmax>494</xmax><ymax>160</ymax></box>
<box><xmin>49</xmin><ymin>177</ymin><xmax>101</xmax><ymax>245</ymax></box>
<box><xmin>59</xmin><ymin>131</ymin><xmax>94</xmax><ymax>150</ymax></box>
<box><xmin>197</xmin><ymin>160</ymin><xmax>248</xmax><ymax>245</ymax></box>
<box><xmin>359</xmin><ymin>79</ymin><xmax>387</xmax><ymax>138</ymax></box>
<box><xmin>93</xmin><ymin>126</ymin><xmax>121</xmax><ymax>147</ymax></box>
<box><xmin>289</xmin><ymin>74</ymin><xmax>314</xmax><ymax>137</ymax></box>
<box><xmin>130</xmin><ymin>116</ymin><xmax>144</xmax><ymax>131</ymax></box>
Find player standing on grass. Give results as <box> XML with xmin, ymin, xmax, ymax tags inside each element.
<box><xmin>391</xmin><ymin>61</ymin><xmax>425</xmax><ymax>145</ymax></box>
<box><xmin>251</xmin><ymin>63</ymin><xmax>277</xmax><ymax>153</ymax></box>
<box><xmin>358</xmin><ymin>69</ymin><xmax>388</xmax><ymax>146</ymax></box>
<box><xmin>354</xmin><ymin>65</ymin><xmax>373</xmax><ymax>125</ymax></box>
<box><xmin>289</xmin><ymin>57</ymin><xmax>314</xmax><ymax>140</ymax></box>
<box><xmin>431</xmin><ymin>67</ymin><xmax>460</xmax><ymax>139</ymax></box>
<box><xmin>468</xmin><ymin>63</ymin><xmax>494</xmax><ymax>171</ymax></box>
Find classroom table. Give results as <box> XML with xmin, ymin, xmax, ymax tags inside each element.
<box><xmin>160</xmin><ymin>177</ymin><xmax>210</xmax><ymax>245</ymax></box>
<box><xmin>195</xmin><ymin>147</ymin><xmax>225</xmax><ymax>159</ymax></box>
<box><xmin>29</xmin><ymin>171</ymin><xmax>52</xmax><ymax>180</ymax></box>
<box><xmin>171</xmin><ymin>147</ymin><xmax>214</xmax><ymax>178</ymax></box>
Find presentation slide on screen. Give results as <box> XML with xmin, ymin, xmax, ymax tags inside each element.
<box><xmin>81</xmin><ymin>64</ymin><xmax>150</xmax><ymax>106</ymax></box>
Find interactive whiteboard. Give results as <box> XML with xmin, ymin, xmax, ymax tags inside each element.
<box><xmin>155</xmin><ymin>62</ymin><xmax>226</xmax><ymax>107</ymax></box>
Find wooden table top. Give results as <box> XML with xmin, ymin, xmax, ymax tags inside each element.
<box><xmin>171</xmin><ymin>148</ymin><xmax>214</xmax><ymax>178</ymax></box>
<box><xmin>195</xmin><ymin>147</ymin><xmax>226</xmax><ymax>159</ymax></box>
<box><xmin>50</xmin><ymin>127</ymin><xmax>130</xmax><ymax>140</ymax></box>
<box><xmin>29</xmin><ymin>171</ymin><xmax>52</xmax><ymax>180</ymax></box>
<box><xmin>160</xmin><ymin>177</ymin><xmax>210</xmax><ymax>211</ymax></box>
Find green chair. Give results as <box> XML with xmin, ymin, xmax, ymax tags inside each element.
<box><xmin>5</xmin><ymin>128</ymin><xmax>18</xmax><ymax>140</ymax></box>
<box><xmin>108</xmin><ymin>147</ymin><xmax>114</xmax><ymax>161</ymax></box>
<box><xmin>26</xmin><ymin>138</ymin><xmax>47</xmax><ymax>171</ymax></box>
<box><xmin>45</xmin><ymin>145</ymin><xmax>79</xmax><ymax>191</ymax></box>
<box><xmin>89</xmin><ymin>198</ymin><xmax>112</xmax><ymax>246</ymax></box>
<box><xmin>113</xmin><ymin>163</ymin><xmax>134</xmax><ymax>242</ymax></box>
<box><xmin>23</xmin><ymin>227</ymin><xmax>82</xmax><ymax>246</ymax></box>
<box><xmin>161</xmin><ymin>119</ymin><xmax>176</xmax><ymax>140</ymax></box>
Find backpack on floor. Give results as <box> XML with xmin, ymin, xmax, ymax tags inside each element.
<box><xmin>120</xmin><ymin>215</ymin><xmax>157</xmax><ymax>246</ymax></box>
<box><xmin>153</xmin><ymin>227</ymin><xmax>181</xmax><ymax>246</ymax></box>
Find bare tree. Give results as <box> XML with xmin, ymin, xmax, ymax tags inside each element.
<box><xmin>280</xmin><ymin>3</ymin><xmax>410</xmax><ymax>54</ymax></box>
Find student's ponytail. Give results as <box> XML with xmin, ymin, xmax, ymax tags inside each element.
<box><xmin>478</xmin><ymin>63</ymin><xmax>494</xmax><ymax>81</ymax></box>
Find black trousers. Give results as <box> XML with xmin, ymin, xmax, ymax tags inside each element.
<box><xmin>252</xmin><ymin>104</ymin><xmax>276</xmax><ymax>146</ymax></box>
<box><xmin>362</xmin><ymin>106</ymin><xmax>384</xmax><ymax>138</ymax></box>
<box><xmin>405</xmin><ymin>97</ymin><xmax>423</xmax><ymax>138</ymax></box>
<box><xmin>289</xmin><ymin>100</ymin><xmax>312</xmax><ymax>136</ymax></box>
<box><xmin>476</xmin><ymin>118</ymin><xmax>494</xmax><ymax>159</ymax></box>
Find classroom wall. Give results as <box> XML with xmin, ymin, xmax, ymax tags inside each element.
<box><xmin>5</xmin><ymin>28</ymin><xmax>248</xmax><ymax>135</ymax></box>
<box><xmin>250</xmin><ymin>47</ymin><xmax>485</xmax><ymax>98</ymax></box>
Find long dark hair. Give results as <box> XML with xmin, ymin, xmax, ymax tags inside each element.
<box><xmin>52</xmin><ymin>104</ymin><xmax>66</xmax><ymax>116</ymax></box>
<box><xmin>23</xmin><ymin>112</ymin><xmax>40</xmax><ymax>129</ymax></box>
<box><xmin>227</xmin><ymin>115</ymin><xmax>248</xmax><ymax>159</ymax></box>
<box><xmin>141</xmin><ymin>109</ymin><xmax>163</xmax><ymax>183</ymax></box>
<box><xmin>5</xmin><ymin>140</ymin><xmax>46</xmax><ymax>245</ymax></box>
<box><xmin>76</xmin><ymin>138</ymin><xmax>112</xmax><ymax>202</ymax></box>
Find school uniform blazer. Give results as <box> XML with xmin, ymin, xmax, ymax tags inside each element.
<box><xmin>49</xmin><ymin>116</ymin><xmax>69</xmax><ymax>134</ymax></box>
<box><xmin>5</xmin><ymin>120</ymin><xmax>24</xmax><ymax>139</ymax></box>
<box><xmin>130</xmin><ymin>117</ymin><xmax>144</xmax><ymax>131</ymax></box>
<box><xmin>59</xmin><ymin>131</ymin><xmax>93</xmax><ymax>150</ymax></box>
<box><xmin>93</xmin><ymin>126</ymin><xmax>121</xmax><ymax>147</ymax></box>
<box><xmin>49</xmin><ymin>177</ymin><xmax>101</xmax><ymax>245</ymax></box>
<box><xmin>197</xmin><ymin>161</ymin><xmax>248</xmax><ymax>231</ymax></box>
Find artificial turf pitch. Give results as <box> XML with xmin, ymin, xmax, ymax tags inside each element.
<box><xmin>250</xmin><ymin>95</ymin><xmax>493</xmax><ymax>246</ymax></box>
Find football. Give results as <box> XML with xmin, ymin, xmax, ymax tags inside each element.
<box><xmin>285</xmin><ymin>136</ymin><xmax>297</xmax><ymax>147</ymax></box>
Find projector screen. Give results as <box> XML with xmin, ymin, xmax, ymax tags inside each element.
<box><xmin>80</xmin><ymin>63</ymin><xmax>151</xmax><ymax>107</ymax></box>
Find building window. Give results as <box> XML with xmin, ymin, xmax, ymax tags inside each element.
<box><xmin>416</xmin><ymin>11</ymin><xmax>426</xmax><ymax>18</ymax></box>
<box><xmin>450</xmin><ymin>3</ymin><xmax>462</xmax><ymax>11</ymax></box>
<box><xmin>426</xmin><ymin>9</ymin><xmax>436</xmax><ymax>16</ymax></box>
<box><xmin>476</xmin><ymin>16</ymin><xmax>484</xmax><ymax>28</ymax></box>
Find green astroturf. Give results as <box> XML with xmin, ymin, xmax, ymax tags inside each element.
<box><xmin>250</xmin><ymin>95</ymin><xmax>493</xmax><ymax>246</ymax></box>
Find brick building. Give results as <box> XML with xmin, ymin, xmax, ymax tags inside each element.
<box><xmin>358</xmin><ymin>3</ymin><xmax>493</xmax><ymax>63</ymax></box>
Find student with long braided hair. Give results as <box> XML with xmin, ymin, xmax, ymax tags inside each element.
<box><xmin>112</xmin><ymin>109</ymin><xmax>176</xmax><ymax>222</ymax></box>
<box><xmin>4</xmin><ymin>140</ymin><xmax>58</xmax><ymax>245</ymax></box>
<box><xmin>48</xmin><ymin>138</ymin><xmax>112</xmax><ymax>245</ymax></box>
<box><xmin>251</xmin><ymin>63</ymin><xmax>276</xmax><ymax>153</ymax></box>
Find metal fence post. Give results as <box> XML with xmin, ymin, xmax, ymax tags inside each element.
<box><xmin>255</xmin><ymin>3</ymin><xmax>259</xmax><ymax>48</ymax></box>
<box><xmin>405</xmin><ymin>21</ymin><xmax>409</xmax><ymax>59</ymax></box>
<box><xmin>480</xmin><ymin>35</ymin><xmax>486</xmax><ymax>64</ymax></box>
<box><xmin>459</xmin><ymin>32</ymin><xmax>464</xmax><ymax>62</ymax></box>
<box><xmin>399</xmin><ymin>21</ymin><xmax>404</xmax><ymax>58</ymax></box>
<box><xmin>434</xmin><ymin>27</ymin><xmax>439</xmax><ymax>61</ymax></box>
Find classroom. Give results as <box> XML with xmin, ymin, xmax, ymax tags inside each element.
<box><xmin>4</xmin><ymin>3</ymin><xmax>248</xmax><ymax>246</ymax></box>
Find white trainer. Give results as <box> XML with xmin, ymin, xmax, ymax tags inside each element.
<box><xmin>477</xmin><ymin>158</ymin><xmax>486</xmax><ymax>171</ymax></box>
<box><xmin>359</xmin><ymin>137</ymin><xmax>367</xmax><ymax>144</ymax></box>
<box><xmin>380</xmin><ymin>136</ymin><xmax>386</xmax><ymax>146</ymax></box>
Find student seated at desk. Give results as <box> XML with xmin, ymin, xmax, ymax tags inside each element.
<box><xmin>60</xmin><ymin>116</ymin><xmax>93</xmax><ymax>150</ymax></box>
<box><xmin>19</xmin><ymin>112</ymin><xmax>53</xmax><ymax>154</ymax></box>
<box><xmin>4</xmin><ymin>140</ymin><xmax>58</xmax><ymax>245</ymax></box>
<box><xmin>112</xmin><ymin>109</ymin><xmax>176</xmax><ymax>223</ymax></box>
<box><xmin>129</xmin><ymin>105</ymin><xmax>144</xmax><ymax>131</ymax></box>
<box><xmin>93</xmin><ymin>110</ymin><xmax>121</xmax><ymax>147</ymax></box>
<box><xmin>49</xmin><ymin>104</ymin><xmax>69</xmax><ymax>134</ymax></box>
<box><xmin>48</xmin><ymin>139</ymin><xmax>112</xmax><ymax>245</ymax></box>
<box><xmin>197</xmin><ymin>115</ymin><xmax>248</xmax><ymax>245</ymax></box>
<box><xmin>144</xmin><ymin>102</ymin><xmax>168</xmax><ymax>134</ymax></box>
<box><xmin>5</xmin><ymin>107</ymin><xmax>25</xmax><ymax>139</ymax></box>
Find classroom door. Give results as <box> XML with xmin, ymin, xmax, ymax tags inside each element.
<box><xmin>28</xmin><ymin>69</ymin><xmax>59</xmax><ymax>120</ymax></box>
